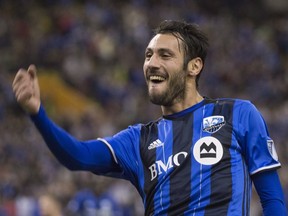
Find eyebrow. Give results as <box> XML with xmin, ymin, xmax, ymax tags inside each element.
<box><xmin>145</xmin><ymin>47</ymin><xmax>175</xmax><ymax>54</ymax></box>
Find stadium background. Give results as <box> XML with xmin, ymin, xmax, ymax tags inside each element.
<box><xmin>0</xmin><ymin>0</ymin><xmax>287</xmax><ymax>215</ymax></box>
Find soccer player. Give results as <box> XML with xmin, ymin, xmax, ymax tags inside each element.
<box><xmin>12</xmin><ymin>20</ymin><xmax>287</xmax><ymax>215</ymax></box>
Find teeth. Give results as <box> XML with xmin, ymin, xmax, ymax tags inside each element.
<box><xmin>150</xmin><ymin>75</ymin><xmax>165</xmax><ymax>81</ymax></box>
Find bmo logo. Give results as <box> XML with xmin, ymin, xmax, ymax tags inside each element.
<box><xmin>148</xmin><ymin>152</ymin><xmax>188</xmax><ymax>181</ymax></box>
<box><xmin>193</xmin><ymin>137</ymin><xmax>223</xmax><ymax>165</ymax></box>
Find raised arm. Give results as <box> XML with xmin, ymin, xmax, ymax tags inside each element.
<box><xmin>12</xmin><ymin>65</ymin><xmax>120</xmax><ymax>174</ymax></box>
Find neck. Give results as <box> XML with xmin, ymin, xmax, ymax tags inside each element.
<box><xmin>161</xmin><ymin>91</ymin><xmax>203</xmax><ymax>115</ymax></box>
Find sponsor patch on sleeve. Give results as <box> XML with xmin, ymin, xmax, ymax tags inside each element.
<box><xmin>267</xmin><ymin>139</ymin><xmax>278</xmax><ymax>161</ymax></box>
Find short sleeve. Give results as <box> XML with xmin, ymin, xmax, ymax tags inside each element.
<box><xmin>236</xmin><ymin>101</ymin><xmax>281</xmax><ymax>175</ymax></box>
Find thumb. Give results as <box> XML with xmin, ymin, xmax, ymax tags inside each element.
<box><xmin>27</xmin><ymin>64</ymin><xmax>37</xmax><ymax>79</ymax></box>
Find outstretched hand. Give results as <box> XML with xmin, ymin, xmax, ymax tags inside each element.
<box><xmin>12</xmin><ymin>64</ymin><xmax>41</xmax><ymax>114</ymax></box>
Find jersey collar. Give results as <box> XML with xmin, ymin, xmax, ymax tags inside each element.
<box><xmin>163</xmin><ymin>98</ymin><xmax>207</xmax><ymax>120</ymax></box>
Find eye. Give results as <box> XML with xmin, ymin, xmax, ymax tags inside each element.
<box><xmin>160</xmin><ymin>51</ymin><xmax>172</xmax><ymax>59</ymax></box>
<box><xmin>145</xmin><ymin>52</ymin><xmax>152</xmax><ymax>59</ymax></box>
<box><xmin>162</xmin><ymin>54</ymin><xmax>171</xmax><ymax>58</ymax></box>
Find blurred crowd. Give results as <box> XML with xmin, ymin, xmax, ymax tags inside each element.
<box><xmin>0</xmin><ymin>0</ymin><xmax>287</xmax><ymax>215</ymax></box>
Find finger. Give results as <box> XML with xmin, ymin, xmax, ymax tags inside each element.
<box><xmin>27</xmin><ymin>64</ymin><xmax>37</xmax><ymax>79</ymax></box>
<box><xmin>14</xmin><ymin>83</ymin><xmax>29</xmax><ymax>99</ymax></box>
<box><xmin>17</xmin><ymin>91</ymin><xmax>32</xmax><ymax>105</ymax></box>
<box><xmin>14</xmin><ymin>77</ymin><xmax>33</xmax><ymax>96</ymax></box>
<box><xmin>12</xmin><ymin>69</ymin><xmax>28</xmax><ymax>87</ymax></box>
<box><xmin>12</xmin><ymin>73</ymin><xmax>30</xmax><ymax>94</ymax></box>
<box><xmin>15</xmin><ymin>85</ymin><xmax>32</xmax><ymax>103</ymax></box>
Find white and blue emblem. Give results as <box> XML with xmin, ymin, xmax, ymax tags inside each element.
<box><xmin>203</xmin><ymin>115</ymin><xmax>225</xmax><ymax>133</ymax></box>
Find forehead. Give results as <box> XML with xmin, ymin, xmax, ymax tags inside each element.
<box><xmin>146</xmin><ymin>33</ymin><xmax>183</xmax><ymax>53</ymax></box>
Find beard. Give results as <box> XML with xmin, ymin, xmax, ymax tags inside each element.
<box><xmin>148</xmin><ymin>69</ymin><xmax>187</xmax><ymax>106</ymax></box>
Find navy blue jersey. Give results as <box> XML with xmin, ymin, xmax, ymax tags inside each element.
<box><xmin>99</xmin><ymin>98</ymin><xmax>281</xmax><ymax>216</ymax></box>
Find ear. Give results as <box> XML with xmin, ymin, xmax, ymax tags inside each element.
<box><xmin>187</xmin><ymin>57</ymin><xmax>203</xmax><ymax>76</ymax></box>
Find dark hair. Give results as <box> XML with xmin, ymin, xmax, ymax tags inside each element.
<box><xmin>154</xmin><ymin>20</ymin><xmax>209</xmax><ymax>88</ymax></box>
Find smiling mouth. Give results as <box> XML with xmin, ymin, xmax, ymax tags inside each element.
<box><xmin>149</xmin><ymin>75</ymin><xmax>166</xmax><ymax>83</ymax></box>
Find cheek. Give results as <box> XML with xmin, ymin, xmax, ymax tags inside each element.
<box><xmin>143</xmin><ymin>64</ymin><xmax>147</xmax><ymax>77</ymax></box>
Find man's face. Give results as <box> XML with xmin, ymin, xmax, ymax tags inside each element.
<box><xmin>143</xmin><ymin>33</ymin><xmax>187</xmax><ymax>106</ymax></box>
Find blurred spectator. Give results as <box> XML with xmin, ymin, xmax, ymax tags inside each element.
<box><xmin>38</xmin><ymin>193</ymin><xmax>62</xmax><ymax>216</ymax></box>
<box><xmin>65</xmin><ymin>189</ymin><xmax>98</xmax><ymax>216</ymax></box>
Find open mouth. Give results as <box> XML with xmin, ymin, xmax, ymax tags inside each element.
<box><xmin>149</xmin><ymin>75</ymin><xmax>166</xmax><ymax>83</ymax></box>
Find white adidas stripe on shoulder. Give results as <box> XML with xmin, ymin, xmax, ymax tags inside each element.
<box><xmin>97</xmin><ymin>138</ymin><xmax>118</xmax><ymax>164</ymax></box>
